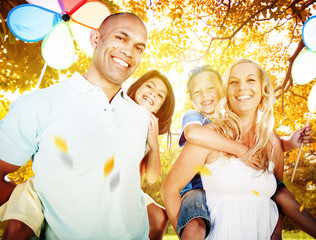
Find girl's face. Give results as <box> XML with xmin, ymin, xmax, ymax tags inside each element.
<box><xmin>135</xmin><ymin>77</ymin><xmax>168</xmax><ymax>113</ymax></box>
<box><xmin>189</xmin><ymin>71</ymin><xmax>222</xmax><ymax>118</ymax></box>
<box><xmin>227</xmin><ymin>62</ymin><xmax>262</xmax><ymax>116</ymax></box>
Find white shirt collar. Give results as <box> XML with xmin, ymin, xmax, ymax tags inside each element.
<box><xmin>67</xmin><ymin>72</ymin><xmax>129</xmax><ymax>101</ymax></box>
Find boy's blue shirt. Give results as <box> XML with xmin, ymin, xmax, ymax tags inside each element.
<box><xmin>178</xmin><ymin>110</ymin><xmax>212</xmax><ymax>197</ymax></box>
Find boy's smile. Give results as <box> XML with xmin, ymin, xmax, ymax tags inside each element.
<box><xmin>189</xmin><ymin>71</ymin><xmax>222</xmax><ymax>118</ymax></box>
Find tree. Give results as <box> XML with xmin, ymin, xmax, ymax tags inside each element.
<box><xmin>1</xmin><ymin>0</ymin><xmax>316</xmax><ymax>234</ymax></box>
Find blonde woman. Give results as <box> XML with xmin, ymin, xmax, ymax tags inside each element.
<box><xmin>162</xmin><ymin>59</ymin><xmax>284</xmax><ymax>239</ymax></box>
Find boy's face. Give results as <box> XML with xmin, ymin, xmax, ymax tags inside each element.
<box><xmin>189</xmin><ymin>71</ymin><xmax>222</xmax><ymax>118</ymax></box>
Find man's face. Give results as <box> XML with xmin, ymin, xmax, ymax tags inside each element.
<box><xmin>92</xmin><ymin>14</ymin><xmax>148</xmax><ymax>85</ymax></box>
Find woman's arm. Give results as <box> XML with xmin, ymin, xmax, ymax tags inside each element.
<box><xmin>272</xmin><ymin>133</ymin><xmax>284</xmax><ymax>181</ymax></box>
<box><xmin>160</xmin><ymin>143</ymin><xmax>211</xmax><ymax>232</ymax></box>
<box><xmin>143</xmin><ymin>113</ymin><xmax>161</xmax><ymax>183</ymax></box>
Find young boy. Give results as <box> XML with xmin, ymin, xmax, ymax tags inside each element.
<box><xmin>177</xmin><ymin>65</ymin><xmax>316</xmax><ymax>239</ymax></box>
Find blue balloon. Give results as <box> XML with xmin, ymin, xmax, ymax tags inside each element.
<box><xmin>7</xmin><ymin>4</ymin><xmax>61</xmax><ymax>42</ymax></box>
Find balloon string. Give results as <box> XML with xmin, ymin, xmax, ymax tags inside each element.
<box><xmin>291</xmin><ymin>112</ymin><xmax>312</xmax><ymax>182</ymax></box>
<box><xmin>36</xmin><ymin>63</ymin><xmax>48</xmax><ymax>89</ymax></box>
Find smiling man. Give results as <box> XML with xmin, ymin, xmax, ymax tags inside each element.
<box><xmin>0</xmin><ymin>13</ymin><xmax>150</xmax><ymax>239</ymax></box>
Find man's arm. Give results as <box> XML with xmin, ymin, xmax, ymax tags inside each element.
<box><xmin>0</xmin><ymin>159</ymin><xmax>20</xmax><ymax>205</ymax></box>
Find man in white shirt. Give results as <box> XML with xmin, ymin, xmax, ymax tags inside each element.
<box><xmin>0</xmin><ymin>12</ymin><xmax>150</xmax><ymax>239</ymax></box>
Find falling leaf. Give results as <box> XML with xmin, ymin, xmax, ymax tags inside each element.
<box><xmin>300</xmin><ymin>205</ymin><xmax>304</xmax><ymax>212</ymax></box>
<box><xmin>104</xmin><ymin>155</ymin><xmax>114</xmax><ymax>177</ymax></box>
<box><xmin>54</xmin><ymin>135</ymin><xmax>67</xmax><ymax>154</ymax></box>
<box><xmin>60</xmin><ymin>152</ymin><xmax>73</xmax><ymax>168</ymax></box>
<box><xmin>253</xmin><ymin>190</ymin><xmax>259</xmax><ymax>196</ymax></box>
<box><xmin>193</xmin><ymin>165</ymin><xmax>213</xmax><ymax>176</ymax></box>
<box><xmin>306</xmin><ymin>181</ymin><xmax>313</xmax><ymax>187</ymax></box>
<box><xmin>110</xmin><ymin>171</ymin><xmax>120</xmax><ymax>191</ymax></box>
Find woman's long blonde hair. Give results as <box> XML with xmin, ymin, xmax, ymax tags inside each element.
<box><xmin>213</xmin><ymin>59</ymin><xmax>275</xmax><ymax>172</ymax></box>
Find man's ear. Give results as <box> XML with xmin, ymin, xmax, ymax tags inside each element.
<box><xmin>90</xmin><ymin>29</ymin><xmax>100</xmax><ymax>49</ymax></box>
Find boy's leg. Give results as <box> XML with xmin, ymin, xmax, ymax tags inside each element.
<box><xmin>3</xmin><ymin>219</ymin><xmax>35</xmax><ymax>240</ymax></box>
<box><xmin>177</xmin><ymin>189</ymin><xmax>211</xmax><ymax>240</ymax></box>
<box><xmin>275</xmin><ymin>186</ymin><xmax>316</xmax><ymax>238</ymax></box>
<box><xmin>147</xmin><ymin>202</ymin><xmax>168</xmax><ymax>240</ymax></box>
<box><xmin>181</xmin><ymin>218</ymin><xmax>206</xmax><ymax>240</ymax></box>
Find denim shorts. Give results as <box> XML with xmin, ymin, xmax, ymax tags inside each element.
<box><xmin>177</xmin><ymin>188</ymin><xmax>211</xmax><ymax>238</ymax></box>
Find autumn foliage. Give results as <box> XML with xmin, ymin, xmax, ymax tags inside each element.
<box><xmin>1</xmin><ymin>0</ymin><xmax>316</xmax><ymax>234</ymax></box>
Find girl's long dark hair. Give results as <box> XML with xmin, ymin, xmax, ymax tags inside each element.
<box><xmin>127</xmin><ymin>70</ymin><xmax>175</xmax><ymax>177</ymax></box>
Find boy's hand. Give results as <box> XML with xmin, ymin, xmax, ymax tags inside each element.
<box><xmin>242</xmin><ymin>154</ymin><xmax>262</xmax><ymax>170</ymax></box>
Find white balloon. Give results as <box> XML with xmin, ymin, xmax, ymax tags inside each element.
<box><xmin>42</xmin><ymin>21</ymin><xmax>75</xmax><ymax>70</ymax></box>
<box><xmin>308</xmin><ymin>83</ymin><xmax>316</xmax><ymax>113</ymax></box>
<box><xmin>291</xmin><ymin>50</ymin><xmax>316</xmax><ymax>85</ymax></box>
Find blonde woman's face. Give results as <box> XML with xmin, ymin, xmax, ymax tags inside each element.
<box><xmin>227</xmin><ymin>62</ymin><xmax>262</xmax><ymax>116</ymax></box>
<box><xmin>135</xmin><ymin>78</ymin><xmax>167</xmax><ymax>113</ymax></box>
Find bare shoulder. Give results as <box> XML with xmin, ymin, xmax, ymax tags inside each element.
<box><xmin>270</xmin><ymin>133</ymin><xmax>283</xmax><ymax>151</ymax></box>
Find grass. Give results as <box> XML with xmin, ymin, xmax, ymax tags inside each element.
<box><xmin>162</xmin><ymin>231</ymin><xmax>315</xmax><ymax>239</ymax></box>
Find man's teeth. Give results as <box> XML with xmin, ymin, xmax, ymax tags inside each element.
<box><xmin>113</xmin><ymin>57</ymin><xmax>128</xmax><ymax>67</ymax></box>
<box><xmin>144</xmin><ymin>96</ymin><xmax>153</xmax><ymax>105</ymax></box>
<box><xmin>237</xmin><ymin>95</ymin><xmax>251</xmax><ymax>100</ymax></box>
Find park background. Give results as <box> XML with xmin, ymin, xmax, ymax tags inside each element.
<box><xmin>0</xmin><ymin>0</ymin><xmax>316</xmax><ymax>238</ymax></box>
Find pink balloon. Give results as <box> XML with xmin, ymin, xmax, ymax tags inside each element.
<box><xmin>26</xmin><ymin>0</ymin><xmax>62</xmax><ymax>14</ymax></box>
<box><xmin>62</xmin><ymin>0</ymin><xmax>87</xmax><ymax>15</ymax></box>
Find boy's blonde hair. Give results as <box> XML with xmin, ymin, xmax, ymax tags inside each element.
<box><xmin>213</xmin><ymin>59</ymin><xmax>275</xmax><ymax>172</ymax></box>
<box><xmin>187</xmin><ymin>65</ymin><xmax>222</xmax><ymax>98</ymax></box>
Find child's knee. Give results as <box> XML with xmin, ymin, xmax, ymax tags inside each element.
<box><xmin>275</xmin><ymin>187</ymin><xmax>294</xmax><ymax>207</ymax></box>
<box><xmin>182</xmin><ymin>218</ymin><xmax>206</xmax><ymax>238</ymax></box>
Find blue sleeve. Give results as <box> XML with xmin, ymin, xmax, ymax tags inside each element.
<box><xmin>178</xmin><ymin>110</ymin><xmax>204</xmax><ymax>147</ymax></box>
<box><xmin>0</xmin><ymin>95</ymin><xmax>40</xmax><ymax>166</ymax></box>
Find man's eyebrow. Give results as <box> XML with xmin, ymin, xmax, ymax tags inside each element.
<box><xmin>116</xmin><ymin>31</ymin><xmax>147</xmax><ymax>48</ymax></box>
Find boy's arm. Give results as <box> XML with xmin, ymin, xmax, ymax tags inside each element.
<box><xmin>281</xmin><ymin>126</ymin><xmax>313</xmax><ymax>152</ymax></box>
<box><xmin>184</xmin><ymin>123</ymin><xmax>249</xmax><ymax>158</ymax></box>
<box><xmin>0</xmin><ymin>159</ymin><xmax>19</xmax><ymax>205</ymax></box>
<box><xmin>143</xmin><ymin>113</ymin><xmax>161</xmax><ymax>183</ymax></box>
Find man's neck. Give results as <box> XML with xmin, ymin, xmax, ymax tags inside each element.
<box><xmin>83</xmin><ymin>70</ymin><xmax>121</xmax><ymax>102</ymax></box>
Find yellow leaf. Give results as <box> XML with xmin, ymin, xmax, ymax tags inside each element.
<box><xmin>306</xmin><ymin>181</ymin><xmax>313</xmax><ymax>187</ymax></box>
<box><xmin>300</xmin><ymin>205</ymin><xmax>304</xmax><ymax>212</ymax></box>
<box><xmin>104</xmin><ymin>155</ymin><xmax>115</xmax><ymax>177</ymax></box>
<box><xmin>253</xmin><ymin>190</ymin><xmax>259</xmax><ymax>196</ymax></box>
<box><xmin>193</xmin><ymin>165</ymin><xmax>213</xmax><ymax>176</ymax></box>
<box><xmin>54</xmin><ymin>135</ymin><xmax>67</xmax><ymax>154</ymax></box>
